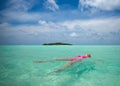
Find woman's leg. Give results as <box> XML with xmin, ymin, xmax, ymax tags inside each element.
<box><xmin>54</xmin><ymin>61</ymin><xmax>74</xmax><ymax>72</ymax></box>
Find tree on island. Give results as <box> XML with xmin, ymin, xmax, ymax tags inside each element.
<box><xmin>43</xmin><ymin>42</ymin><xmax>72</xmax><ymax>45</ymax></box>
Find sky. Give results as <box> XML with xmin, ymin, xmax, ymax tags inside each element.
<box><xmin>0</xmin><ymin>0</ymin><xmax>120</xmax><ymax>45</ymax></box>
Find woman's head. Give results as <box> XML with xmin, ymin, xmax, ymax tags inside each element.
<box><xmin>86</xmin><ymin>53</ymin><xmax>91</xmax><ymax>58</ymax></box>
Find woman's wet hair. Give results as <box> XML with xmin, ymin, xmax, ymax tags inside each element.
<box><xmin>86</xmin><ymin>53</ymin><xmax>91</xmax><ymax>57</ymax></box>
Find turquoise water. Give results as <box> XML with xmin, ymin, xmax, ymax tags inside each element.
<box><xmin>0</xmin><ymin>45</ymin><xmax>120</xmax><ymax>86</ymax></box>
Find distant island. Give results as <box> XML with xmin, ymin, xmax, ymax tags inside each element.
<box><xmin>43</xmin><ymin>42</ymin><xmax>72</xmax><ymax>45</ymax></box>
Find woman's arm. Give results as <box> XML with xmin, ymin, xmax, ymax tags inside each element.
<box><xmin>91</xmin><ymin>58</ymin><xmax>104</xmax><ymax>62</ymax></box>
<box><xmin>33</xmin><ymin>58</ymin><xmax>71</xmax><ymax>63</ymax></box>
<box><xmin>33</xmin><ymin>60</ymin><xmax>56</xmax><ymax>63</ymax></box>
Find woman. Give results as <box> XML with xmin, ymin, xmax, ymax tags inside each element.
<box><xmin>33</xmin><ymin>53</ymin><xmax>91</xmax><ymax>72</ymax></box>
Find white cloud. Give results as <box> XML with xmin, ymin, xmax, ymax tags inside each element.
<box><xmin>79</xmin><ymin>0</ymin><xmax>120</xmax><ymax>11</ymax></box>
<box><xmin>1</xmin><ymin>17</ymin><xmax>120</xmax><ymax>34</ymax></box>
<box><xmin>1</xmin><ymin>17</ymin><xmax>120</xmax><ymax>44</ymax></box>
<box><xmin>1</xmin><ymin>11</ymin><xmax>41</xmax><ymax>22</ymax></box>
<box><xmin>1</xmin><ymin>0</ymin><xmax>39</xmax><ymax>22</ymax></box>
<box><xmin>0</xmin><ymin>22</ymin><xmax>10</xmax><ymax>28</ymax></box>
<box><xmin>61</xmin><ymin>17</ymin><xmax>120</xmax><ymax>33</ymax></box>
<box><xmin>44</xmin><ymin>0</ymin><xmax>59</xmax><ymax>11</ymax></box>
<box><xmin>1</xmin><ymin>17</ymin><xmax>120</xmax><ymax>36</ymax></box>
<box><xmin>38</xmin><ymin>20</ymin><xmax>47</xmax><ymax>25</ymax></box>
<box><xmin>70</xmin><ymin>32</ymin><xmax>78</xmax><ymax>37</ymax></box>
<box><xmin>6</xmin><ymin>0</ymin><xmax>34</xmax><ymax>12</ymax></box>
<box><xmin>0</xmin><ymin>20</ymin><xmax>65</xmax><ymax>37</ymax></box>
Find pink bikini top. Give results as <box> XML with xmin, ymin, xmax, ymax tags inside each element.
<box><xmin>70</xmin><ymin>55</ymin><xmax>88</xmax><ymax>61</ymax></box>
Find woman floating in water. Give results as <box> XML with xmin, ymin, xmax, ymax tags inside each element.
<box><xmin>33</xmin><ymin>53</ymin><xmax>92</xmax><ymax>72</ymax></box>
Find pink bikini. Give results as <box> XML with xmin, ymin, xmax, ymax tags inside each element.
<box><xmin>70</xmin><ymin>55</ymin><xmax>88</xmax><ymax>61</ymax></box>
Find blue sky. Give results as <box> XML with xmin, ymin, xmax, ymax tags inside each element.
<box><xmin>0</xmin><ymin>0</ymin><xmax>120</xmax><ymax>45</ymax></box>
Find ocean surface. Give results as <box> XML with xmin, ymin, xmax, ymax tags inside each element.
<box><xmin>0</xmin><ymin>45</ymin><xmax>120</xmax><ymax>86</ymax></box>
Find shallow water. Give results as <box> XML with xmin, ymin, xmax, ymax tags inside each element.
<box><xmin>0</xmin><ymin>45</ymin><xmax>120</xmax><ymax>86</ymax></box>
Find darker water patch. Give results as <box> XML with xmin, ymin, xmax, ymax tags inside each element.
<box><xmin>59</xmin><ymin>61</ymin><xmax>96</xmax><ymax>86</ymax></box>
